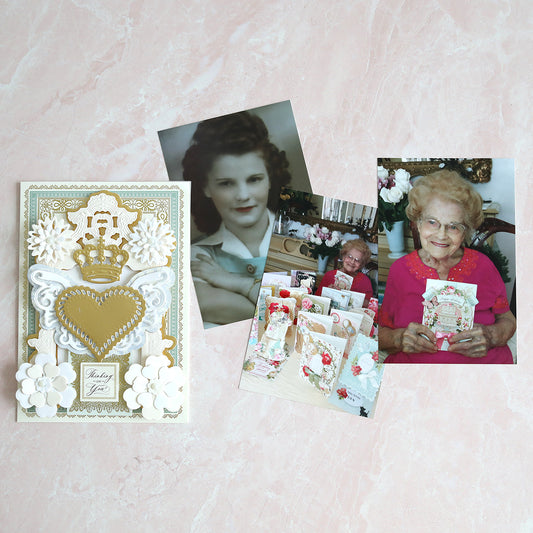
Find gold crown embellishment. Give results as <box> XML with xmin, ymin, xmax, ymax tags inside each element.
<box><xmin>74</xmin><ymin>236</ymin><xmax>129</xmax><ymax>283</ymax></box>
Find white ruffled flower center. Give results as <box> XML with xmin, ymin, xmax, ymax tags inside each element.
<box><xmin>128</xmin><ymin>218</ymin><xmax>177</xmax><ymax>266</ymax></box>
<box><xmin>35</xmin><ymin>376</ymin><xmax>52</xmax><ymax>393</ymax></box>
<box><xmin>27</xmin><ymin>216</ymin><xmax>76</xmax><ymax>266</ymax></box>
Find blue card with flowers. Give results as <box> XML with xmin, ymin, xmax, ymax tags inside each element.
<box><xmin>328</xmin><ymin>334</ymin><xmax>383</xmax><ymax>417</ymax></box>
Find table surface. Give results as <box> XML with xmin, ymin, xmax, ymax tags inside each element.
<box><xmin>1</xmin><ymin>2</ymin><xmax>531</xmax><ymax>532</ymax></box>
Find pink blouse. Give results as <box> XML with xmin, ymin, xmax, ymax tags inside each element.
<box><xmin>379</xmin><ymin>248</ymin><xmax>513</xmax><ymax>364</ymax></box>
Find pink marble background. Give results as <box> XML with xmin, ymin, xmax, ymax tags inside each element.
<box><xmin>2</xmin><ymin>1</ymin><xmax>531</xmax><ymax>531</ymax></box>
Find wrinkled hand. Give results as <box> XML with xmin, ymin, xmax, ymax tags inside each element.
<box><xmin>400</xmin><ymin>323</ymin><xmax>438</xmax><ymax>353</ymax></box>
<box><xmin>449</xmin><ymin>324</ymin><xmax>490</xmax><ymax>358</ymax></box>
<box><xmin>191</xmin><ymin>254</ymin><xmax>236</xmax><ymax>289</ymax></box>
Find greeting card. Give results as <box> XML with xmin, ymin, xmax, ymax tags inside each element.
<box><xmin>243</xmin><ymin>304</ymin><xmax>291</xmax><ymax>379</ymax></box>
<box><xmin>264</xmin><ymin>296</ymin><xmax>297</xmax><ymax>324</ymax></box>
<box><xmin>321</xmin><ymin>287</ymin><xmax>350</xmax><ymax>310</ymax></box>
<box><xmin>261</xmin><ymin>272</ymin><xmax>291</xmax><ymax>293</ymax></box>
<box><xmin>345</xmin><ymin>290</ymin><xmax>366</xmax><ymax>310</ymax></box>
<box><xmin>17</xmin><ymin>183</ymin><xmax>190</xmax><ymax>422</ymax></box>
<box><xmin>291</xmin><ymin>270</ymin><xmax>317</xmax><ymax>292</ymax></box>
<box><xmin>303</xmin><ymin>294</ymin><xmax>331</xmax><ymax>315</ymax></box>
<box><xmin>294</xmin><ymin>311</ymin><xmax>334</xmax><ymax>353</ymax></box>
<box><xmin>279</xmin><ymin>287</ymin><xmax>309</xmax><ymax>310</ymax></box>
<box><xmin>329</xmin><ymin>334</ymin><xmax>383</xmax><ymax>417</ymax></box>
<box><xmin>422</xmin><ymin>279</ymin><xmax>478</xmax><ymax>350</ymax></box>
<box><xmin>298</xmin><ymin>331</ymin><xmax>346</xmax><ymax>396</ymax></box>
<box><xmin>334</xmin><ymin>270</ymin><xmax>353</xmax><ymax>290</ymax></box>
<box><xmin>330</xmin><ymin>309</ymin><xmax>369</xmax><ymax>356</ymax></box>
<box><xmin>256</xmin><ymin>286</ymin><xmax>275</xmax><ymax>323</ymax></box>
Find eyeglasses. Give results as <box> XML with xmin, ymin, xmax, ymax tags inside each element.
<box><xmin>419</xmin><ymin>217</ymin><xmax>467</xmax><ymax>237</ymax></box>
<box><xmin>343</xmin><ymin>254</ymin><xmax>362</xmax><ymax>263</ymax></box>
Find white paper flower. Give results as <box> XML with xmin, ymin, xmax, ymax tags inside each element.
<box><xmin>123</xmin><ymin>355</ymin><xmax>184</xmax><ymax>420</ymax></box>
<box><xmin>128</xmin><ymin>218</ymin><xmax>177</xmax><ymax>267</ymax></box>
<box><xmin>27</xmin><ymin>216</ymin><xmax>76</xmax><ymax>266</ymax></box>
<box><xmin>16</xmin><ymin>353</ymin><xmax>76</xmax><ymax>418</ymax></box>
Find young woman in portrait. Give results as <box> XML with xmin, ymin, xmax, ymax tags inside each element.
<box><xmin>183</xmin><ymin>111</ymin><xmax>292</xmax><ymax>327</ymax></box>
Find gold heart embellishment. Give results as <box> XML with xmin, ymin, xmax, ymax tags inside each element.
<box><xmin>55</xmin><ymin>286</ymin><xmax>146</xmax><ymax>361</ymax></box>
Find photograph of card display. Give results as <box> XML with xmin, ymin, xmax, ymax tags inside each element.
<box><xmin>239</xmin><ymin>188</ymin><xmax>382</xmax><ymax>417</ymax></box>
<box><xmin>17</xmin><ymin>183</ymin><xmax>190</xmax><ymax>422</ymax></box>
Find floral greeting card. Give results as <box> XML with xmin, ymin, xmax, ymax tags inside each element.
<box><xmin>329</xmin><ymin>334</ymin><xmax>383</xmax><ymax>417</ymax></box>
<box><xmin>321</xmin><ymin>287</ymin><xmax>351</xmax><ymax>310</ymax></box>
<box><xmin>422</xmin><ymin>279</ymin><xmax>478</xmax><ymax>351</ymax></box>
<box><xmin>330</xmin><ymin>309</ymin><xmax>371</xmax><ymax>356</ymax></box>
<box><xmin>298</xmin><ymin>331</ymin><xmax>346</xmax><ymax>396</ymax></box>
<box><xmin>294</xmin><ymin>311</ymin><xmax>334</xmax><ymax>353</ymax></box>
<box><xmin>334</xmin><ymin>270</ymin><xmax>353</xmax><ymax>290</ymax></box>
<box><xmin>17</xmin><ymin>183</ymin><xmax>190</xmax><ymax>422</ymax></box>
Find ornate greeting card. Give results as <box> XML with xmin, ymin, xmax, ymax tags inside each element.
<box><xmin>243</xmin><ymin>304</ymin><xmax>292</xmax><ymax>379</ymax></box>
<box><xmin>294</xmin><ymin>311</ymin><xmax>334</xmax><ymax>353</ymax></box>
<box><xmin>298</xmin><ymin>331</ymin><xmax>346</xmax><ymax>396</ymax></box>
<box><xmin>422</xmin><ymin>279</ymin><xmax>478</xmax><ymax>351</ymax></box>
<box><xmin>17</xmin><ymin>183</ymin><xmax>190</xmax><ymax>422</ymax></box>
<box><xmin>345</xmin><ymin>290</ymin><xmax>366</xmax><ymax>310</ymax></box>
<box><xmin>329</xmin><ymin>334</ymin><xmax>383</xmax><ymax>417</ymax></box>
<box><xmin>334</xmin><ymin>270</ymin><xmax>353</xmax><ymax>290</ymax></box>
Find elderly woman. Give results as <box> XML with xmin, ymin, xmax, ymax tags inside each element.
<box><xmin>184</xmin><ymin>111</ymin><xmax>292</xmax><ymax>327</ymax></box>
<box><xmin>379</xmin><ymin>170</ymin><xmax>516</xmax><ymax>363</ymax></box>
<box><xmin>316</xmin><ymin>239</ymin><xmax>374</xmax><ymax>305</ymax></box>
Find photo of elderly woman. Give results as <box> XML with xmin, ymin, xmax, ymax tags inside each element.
<box><xmin>377</xmin><ymin>158</ymin><xmax>516</xmax><ymax>364</ymax></box>
<box><xmin>158</xmin><ymin>101</ymin><xmax>312</xmax><ymax>328</ymax></box>
<box><xmin>315</xmin><ymin>239</ymin><xmax>374</xmax><ymax>306</ymax></box>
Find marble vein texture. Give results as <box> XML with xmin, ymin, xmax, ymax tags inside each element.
<box><xmin>1</xmin><ymin>1</ymin><xmax>532</xmax><ymax>531</ymax></box>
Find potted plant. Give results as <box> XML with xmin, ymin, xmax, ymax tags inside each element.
<box><xmin>377</xmin><ymin>166</ymin><xmax>412</xmax><ymax>257</ymax></box>
<box><xmin>304</xmin><ymin>224</ymin><xmax>344</xmax><ymax>273</ymax></box>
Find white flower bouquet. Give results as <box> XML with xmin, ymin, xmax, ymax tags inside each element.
<box><xmin>377</xmin><ymin>166</ymin><xmax>412</xmax><ymax>231</ymax></box>
<box><xmin>304</xmin><ymin>224</ymin><xmax>344</xmax><ymax>259</ymax></box>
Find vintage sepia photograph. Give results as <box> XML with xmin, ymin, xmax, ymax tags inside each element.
<box><xmin>159</xmin><ymin>101</ymin><xmax>312</xmax><ymax>329</ymax></box>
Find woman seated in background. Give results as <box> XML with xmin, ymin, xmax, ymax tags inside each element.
<box><xmin>185</xmin><ymin>111</ymin><xmax>292</xmax><ymax>327</ymax></box>
<box><xmin>379</xmin><ymin>170</ymin><xmax>516</xmax><ymax>363</ymax></box>
<box><xmin>316</xmin><ymin>239</ymin><xmax>374</xmax><ymax>305</ymax></box>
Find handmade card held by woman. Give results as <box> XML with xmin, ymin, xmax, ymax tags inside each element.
<box><xmin>422</xmin><ymin>279</ymin><xmax>478</xmax><ymax>351</ymax></box>
<box><xmin>17</xmin><ymin>183</ymin><xmax>190</xmax><ymax>422</ymax></box>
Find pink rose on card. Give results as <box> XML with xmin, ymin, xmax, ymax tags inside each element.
<box><xmin>351</xmin><ymin>365</ymin><xmax>362</xmax><ymax>376</ymax></box>
<box><xmin>302</xmin><ymin>298</ymin><xmax>312</xmax><ymax>311</ymax></box>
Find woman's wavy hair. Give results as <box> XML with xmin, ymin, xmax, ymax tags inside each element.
<box><xmin>340</xmin><ymin>238</ymin><xmax>372</xmax><ymax>268</ymax></box>
<box><xmin>182</xmin><ymin>111</ymin><xmax>292</xmax><ymax>234</ymax></box>
<box><xmin>406</xmin><ymin>170</ymin><xmax>484</xmax><ymax>239</ymax></box>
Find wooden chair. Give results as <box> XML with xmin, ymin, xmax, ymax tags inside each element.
<box><xmin>470</xmin><ymin>218</ymin><xmax>516</xmax><ymax>316</ymax></box>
